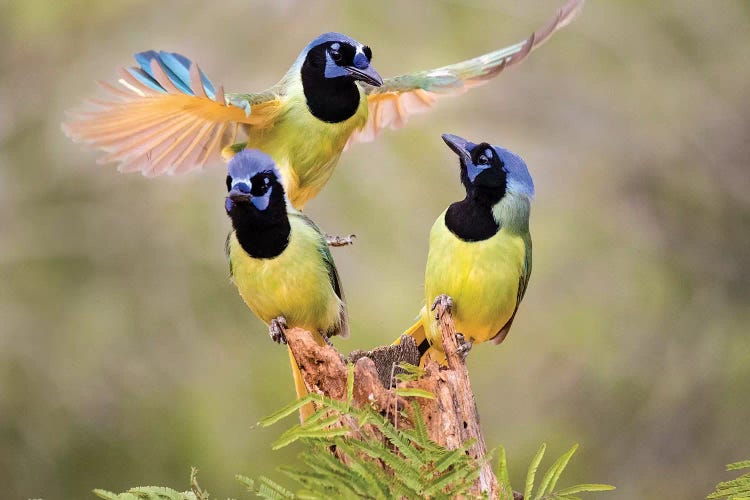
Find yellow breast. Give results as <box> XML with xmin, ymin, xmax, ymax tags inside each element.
<box><xmin>227</xmin><ymin>216</ymin><xmax>342</xmax><ymax>334</ymax></box>
<box><xmin>423</xmin><ymin>212</ymin><xmax>526</xmax><ymax>349</ymax></box>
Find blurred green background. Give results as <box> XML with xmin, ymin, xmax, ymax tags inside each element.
<box><xmin>1</xmin><ymin>0</ymin><xmax>748</xmax><ymax>498</ymax></box>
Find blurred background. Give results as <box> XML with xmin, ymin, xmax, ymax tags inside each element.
<box><xmin>1</xmin><ymin>0</ymin><xmax>748</xmax><ymax>498</ymax></box>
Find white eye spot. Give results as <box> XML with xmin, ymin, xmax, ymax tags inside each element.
<box><xmin>331</xmin><ymin>43</ymin><xmax>340</xmax><ymax>51</ymax></box>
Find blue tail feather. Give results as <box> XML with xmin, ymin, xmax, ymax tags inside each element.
<box><xmin>132</xmin><ymin>50</ymin><xmax>216</xmax><ymax>100</ymax></box>
<box><xmin>126</xmin><ymin>66</ymin><xmax>166</xmax><ymax>93</ymax></box>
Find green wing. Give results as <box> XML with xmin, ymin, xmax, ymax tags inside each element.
<box><xmin>347</xmin><ymin>0</ymin><xmax>583</xmax><ymax>145</ymax></box>
<box><xmin>292</xmin><ymin>211</ymin><xmax>350</xmax><ymax>339</ymax></box>
<box><xmin>493</xmin><ymin>234</ymin><xmax>532</xmax><ymax>344</ymax></box>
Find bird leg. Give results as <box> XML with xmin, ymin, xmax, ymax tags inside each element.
<box><xmin>455</xmin><ymin>333</ymin><xmax>473</xmax><ymax>359</ymax></box>
<box><xmin>325</xmin><ymin>234</ymin><xmax>356</xmax><ymax>247</ymax></box>
<box><xmin>268</xmin><ymin>316</ymin><xmax>288</xmax><ymax>344</ymax></box>
<box><xmin>431</xmin><ymin>293</ymin><xmax>454</xmax><ymax>320</ymax></box>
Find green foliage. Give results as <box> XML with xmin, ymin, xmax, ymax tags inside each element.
<box><xmin>252</xmin><ymin>368</ymin><xmax>480</xmax><ymax>499</ymax></box>
<box><xmin>707</xmin><ymin>460</ymin><xmax>750</xmax><ymax>499</ymax></box>
<box><xmin>95</xmin><ymin>370</ymin><xmax>615</xmax><ymax>499</ymax></box>
<box><xmin>94</xmin><ymin>468</ymin><xmax>208</xmax><ymax>500</ymax></box>
<box><xmin>495</xmin><ymin>443</ymin><xmax>615</xmax><ymax>500</ymax></box>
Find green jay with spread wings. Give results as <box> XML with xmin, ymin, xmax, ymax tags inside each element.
<box><xmin>224</xmin><ymin>149</ymin><xmax>348</xmax><ymax>419</ymax></box>
<box><xmin>62</xmin><ymin>0</ymin><xmax>582</xmax><ymax>209</ymax></box>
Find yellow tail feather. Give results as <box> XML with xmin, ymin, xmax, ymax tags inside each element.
<box><xmin>288</xmin><ymin>330</ymin><xmax>327</xmax><ymax>422</ymax></box>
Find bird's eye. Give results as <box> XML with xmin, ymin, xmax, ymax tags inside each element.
<box><xmin>225</xmin><ymin>175</ymin><xmax>232</xmax><ymax>191</ymax></box>
<box><xmin>330</xmin><ymin>48</ymin><xmax>342</xmax><ymax>63</ymax></box>
<box><xmin>477</xmin><ymin>154</ymin><xmax>489</xmax><ymax>165</ymax></box>
<box><xmin>250</xmin><ymin>174</ymin><xmax>272</xmax><ymax>196</ymax></box>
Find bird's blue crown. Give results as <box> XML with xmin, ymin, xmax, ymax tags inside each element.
<box><xmin>492</xmin><ymin>146</ymin><xmax>535</xmax><ymax>199</ymax></box>
<box><xmin>227</xmin><ymin>149</ymin><xmax>279</xmax><ymax>181</ymax></box>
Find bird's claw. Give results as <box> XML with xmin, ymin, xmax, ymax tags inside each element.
<box><xmin>325</xmin><ymin>234</ymin><xmax>356</xmax><ymax>247</ymax></box>
<box><xmin>431</xmin><ymin>294</ymin><xmax>454</xmax><ymax>320</ymax></box>
<box><xmin>269</xmin><ymin>316</ymin><xmax>288</xmax><ymax>345</ymax></box>
<box><xmin>456</xmin><ymin>333</ymin><xmax>473</xmax><ymax>359</ymax></box>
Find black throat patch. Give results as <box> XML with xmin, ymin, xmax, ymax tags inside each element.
<box><xmin>301</xmin><ymin>47</ymin><xmax>361</xmax><ymax>123</ymax></box>
<box><xmin>444</xmin><ymin>196</ymin><xmax>501</xmax><ymax>242</ymax></box>
<box><xmin>228</xmin><ymin>188</ymin><xmax>291</xmax><ymax>259</ymax></box>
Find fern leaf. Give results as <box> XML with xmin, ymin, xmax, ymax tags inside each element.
<box><xmin>536</xmin><ymin>444</ymin><xmax>579</xmax><ymax>498</ymax></box>
<box><xmin>554</xmin><ymin>483</ymin><xmax>616</xmax><ymax>495</ymax></box>
<box><xmin>393</xmin><ymin>387</ymin><xmax>435</xmax><ymax>399</ymax></box>
<box><xmin>260</xmin><ymin>395</ymin><xmax>318</xmax><ymax>426</ymax></box>
<box><xmin>408</xmin><ymin>402</ymin><xmax>431</xmax><ymax>447</ymax></box>
<box><xmin>273</xmin><ymin>428</ymin><xmax>350</xmax><ymax>449</ymax></box>
<box><xmin>727</xmin><ymin>461</ymin><xmax>750</xmax><ymax>471</ymax></box>
<box><xmin>393</xmin><ymin>363</ymin><xmax>425</xmax><ymax>382</ymax></box>
<box><xmin>523</xmin><ymin>443</ymin><xmax>547</xmax><ymax>499</ymax></box>
<box><xmin>496</xmin><ymin>446</ymin><xmax>513</xmax><ymax>500</ymax></box>
<box><xmin>346</xmin><ymin>438</ymin><xmax>424</xmax><ymax>493</ymax></box>
<box><xmin>346</xmin><ymin>363</ymin><xmax>355</xmax><ymax>407</ymax></box>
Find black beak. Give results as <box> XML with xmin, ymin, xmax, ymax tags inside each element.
<box><xmin>442</xmin><ymin>134</ymin><xmax>473</xmax><ymax>164</ymax></box>
<box><xmin>346</xmin><ymin>65</ymin><xmax>383</xmax><ymax>87</ymax></box>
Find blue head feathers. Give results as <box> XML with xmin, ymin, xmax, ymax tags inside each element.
<box><xmin>225</xmin><ymin>150</ymin><xmax>282</xmax><ymax>212</ymax></box>
<box><xmin>442</xmin><ymin>134</ymin><xmax>534</xmax><ymax>200</ymax></box>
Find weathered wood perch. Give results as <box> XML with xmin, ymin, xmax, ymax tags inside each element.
<box><xmin>283</xmin><ymin>302</ymin><xmax>513</xmax><ymax>499</ymax></box>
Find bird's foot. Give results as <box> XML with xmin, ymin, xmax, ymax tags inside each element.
<box><xmin>325</xmin><ymin>234</ymin><xmax>356</xmax><ymax>247</ymax></box>
<box><xmin>269</xmin><ymin>316</ymin><xmax>288</xmax><ymax>345</ymax></box>
<box><xmin>456</xmin><ymin>333</ymin><xmax>473</xmax><ymax>359</ymax></box>
<box><xmin>431</xmin><ymin>294</ymin><xmax>454</xmax><ymax>320</ymax></box>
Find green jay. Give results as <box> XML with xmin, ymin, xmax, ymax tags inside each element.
<box><xmin>62</xmin><ymin>0</ymin><xmax>581</xmax><ymax>209</ymax></box>
<box><xmin>224</xmin><ymin>149</ymin><xmax>347</xmax><ymax>418</ymax></box>
<box><xmin>400</xmin><ymin>134</ymin><xmax>533</xmax><ymax>365</ymax></box>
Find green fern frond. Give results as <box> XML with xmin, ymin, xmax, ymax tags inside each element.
<box><xmin>536</xmin><ymin>444</ymin><xmax>579</xmax><ymax>498</ymax></box>
<box><xmin>707</xmin><ymin>459</ymin><xmax>750</xmax><ymax>499</ymax></box>
<box><xmin>495</xmin><ymin>444</ymin><xmax>614</xmax><ymax>500</ymax></box>
<box><xmin>409</xmin><ymin>402</ymin><xmax>431</xmax><ymax>446</ymax></box>
<box><xmin>393</xmin><ymin>363</ymin><xmax>425</xmax><ymax>382</ymax></box>
<box><xmin>496</xmin><ymin>445</ymin><xmax>513</xmax><ymax>499</ymax></box>
<box><xmin>524</xmin><ymin>442</ymin><xmax>547</xmax><ymax>499</ymax></box>
<box><xmin>554</xmin><ymin>483</ymin><xmax>617</xmax><ymax>496</ymax></box>
<box><xmin>93</xmin><ymin>486</ymin><xmax>197</xmax><ymax>500</ymax></box>
<box><xmin>393</xmin><ymin>387</ymin><xmax>435</xmax><ymax>399</ymax></box>
<box><xmin>345</xmin><ymin>363</ymin><xmax>355</xmax><ymax>407</ymax></box>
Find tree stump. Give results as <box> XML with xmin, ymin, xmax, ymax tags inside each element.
<box><xmin>284</xmin><ymin>302</ymin><xmax>511</xmax><ymax>499</ymax></box>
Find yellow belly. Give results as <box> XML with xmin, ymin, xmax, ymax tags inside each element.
<box><xmin>423</xmin><ymin>213</ymin><xmax>525</xmax><ymax>351</ymax></box>
<box><xmin>228</xmin><ymin>217</ymin><xmax>342</xmax><ymax>334</ymax></box>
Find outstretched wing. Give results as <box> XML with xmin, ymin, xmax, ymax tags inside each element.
<box><xmin>62</xmin><ymin>51</ymin><xmax>281</xmax><ymax>176</ymax></box>
<box><xmin>294</xmin><ymin>212</ymin><xmax>350</xmax><ymax>339</ymax></box>
<box><xmin>346</xmin><ymin>0</ymin><xmax>583</xmax><ymax>147</ymax></box>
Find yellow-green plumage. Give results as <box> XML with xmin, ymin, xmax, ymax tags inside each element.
<box><xmin>224</xmin><ymin>150</ymin><xmax>347</xmax><ymax>419</ymax></box>
<box><xmin>226</xmin><ymin>211</ymin><xmax>345</xmax><ymax>336</ymax></box>
<box><xmin>243</xmin><ymin>82</ymin><xmax>368</xmax><ymax>208</ymax></box>
<box><xmin>421</xmin><ymin>208</ymin><xmax>529</xmax><ymax>353</ymax></box>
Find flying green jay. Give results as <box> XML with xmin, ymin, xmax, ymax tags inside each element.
<box><xmin>224</xmin><ymin>149</ymin><xmax>348</xmax><ymax>418</ymax></box>
<box><xmin>62</xmin><ymin>0</ymin><xmax>582</xmax><ymax>209</ymax></box>
<box><xmin>400</xmin><ymin>134</ymin><xmax>533</xmax><ymax>365</ymax></box>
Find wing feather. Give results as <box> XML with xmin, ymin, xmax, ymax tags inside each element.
<box><xmin>293</xmin><ymin>212</ymin><xmax>350</xmax><ymax>339</ymax></box>
<box><xmin>346</xmin><ymin>0</ymin><xmax>583</xmax><ymax>147</ymax></box>
<box><xmin>63</xmin><ymin>51</ymin><xmax>281</xmax><ymax>175</ymax></box>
